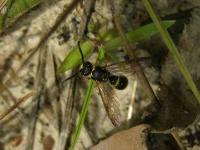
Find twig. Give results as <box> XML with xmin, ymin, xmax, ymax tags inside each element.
<box><xmin>25</xmin><ymin>44</ymin><xmax>47</xmax><ymax>150</ymax></box>
<box><xmin>56</xmin><ymin>72</ymin><xmax>78</xmax><ymax>150</ymax></box>
<box><xmin>0</xmin><ymin>91</ymin><xmax>35</xmax><ymax>120</ymax></box>
<box><xmin>171</xmin><ymin>130</ymin><xmax>186</xmax><ymax>150</ymax></box>
<box><xmin>78</xmin><ymin>0</ymin><xmax>96</xmax><ymax>40</ymax></box>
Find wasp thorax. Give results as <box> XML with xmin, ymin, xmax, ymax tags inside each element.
<box><xmin>81</xmin><ymin>61</ymin><xmax>93</xmax><ymax>76</ymax></box>
<box><xmin>91</xmin><ymin>66</ymin><xmax>109</xmax><ymax>82</ymax></box>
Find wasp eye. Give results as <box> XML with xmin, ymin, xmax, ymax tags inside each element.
<box><xmin>81</xmin><ymin>61</ymin><xmax>93</xmax><ymax>76</ymax></box>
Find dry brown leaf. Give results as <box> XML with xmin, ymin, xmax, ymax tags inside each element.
<box><xmin>91</xmin><ymin>124</ymin><xmax>150</xmax><ymax>150</ymax></box>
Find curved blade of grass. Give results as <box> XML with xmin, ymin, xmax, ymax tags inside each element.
<box><xmin>70</xmin><ymin>80</ymin><xmax>95</xmax><ymax>150</ymax></box>
<box><xmin>142</xmin><ymin>0</ymin><xmax>200</xmax><ymax>104</ymax></box>
<box><xmin>0</xmin><ymin>0</ymin><xmax>41</xmax><ymax>31</ymax></box>
<box><xmin>103</xmin><ymin>20</ymin><xmax>175</xmax><ymax>51</ymax></box>
<box><xmin>58</xmin><ymin>41</ymin><xmax>94</xmax><ymax>73</ymax></box>
<box><xmin>70</xmin><ymin>48</ymin><xmax>105</xmax><ymax>150</ymax></box>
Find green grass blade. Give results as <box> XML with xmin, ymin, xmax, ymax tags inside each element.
<box><xmin>142</xmin><ymin>0</ymin><xmax>200</xmax><ymax>104</ymax></box>
<box><xmin>69</xmin><ymin>48</ymin><xmax>105</xmax><ymax>150</ymax></box>
<box><xmin>103</xmin><ymin>20</ymin><xmax>175</xmax><ymax>51</ymax></box>
<box><xmin>70</xmin><ymin>80</ymin><xmax>95</xmax><ymax>150</ymax></box>
<box><xmin>0</xmin><ymin>0</ymin><xmax>41</xmax><ymax>31</ymax></box>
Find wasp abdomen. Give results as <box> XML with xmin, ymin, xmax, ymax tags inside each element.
<box><xmin>109</xmin><ymin>75</ymin><xmax>128</xmax><ymax>90</ymax></box>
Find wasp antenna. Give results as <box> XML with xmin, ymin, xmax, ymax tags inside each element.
<box><xmin>62</xmin><ymin>71</ymin><xmax>80</xmax><ymax>82</ymax></box>
<box><xmin>77</xmin><ymin>41</ymin><xmax>85</xmax><ymax>64</ymax></box>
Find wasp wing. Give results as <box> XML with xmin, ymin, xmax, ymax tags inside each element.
<box><xmin>105</xmin><ymin>57</ymin><xmax>151</xmax><ymax>77</ymax></box>
<box><xmin>97</xmin><ymin>83</ymin><xmax>122</xmax><ymax>126</ymax></box>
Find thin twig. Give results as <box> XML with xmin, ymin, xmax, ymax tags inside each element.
<box><xmin>78</xmin><ymin>0</ymin><xmax>96</xmax><ymax>40</ymax></box>
<box><xmin>0</xmin><ymin>91</ymin><xmax>35</xmax><ymax>120</ymax></box>
<box><xmin>171</xmin><ymin>130</ymin><xmax>186</xmax><ymax>150</ymax></box>
<box><xmin>56</xmin><ymin>72</ymin><xmax>78</xmax><ymax>150</ymax></box>
<box><xmin>25</xmin><ymin>45</ymin><xmax>47</xmax><ymax>150</ymax></box>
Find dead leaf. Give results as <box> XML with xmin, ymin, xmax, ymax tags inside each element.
<box><xmin>91</xmin><ymin>124</ymin><xmax>150</xmax><ymax>150</ymax></box>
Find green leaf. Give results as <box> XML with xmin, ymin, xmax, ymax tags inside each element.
<box><xmin>103</xmin><ymin>20</ymin><xmax>175</xmax><ymax>51</ymax></box>
<box><xmin>99</xmin><ymin>29</ymin><xmax>119</xmax><ymax>42</ymax></box>
<box><xmin>57</xmin><ymin>41</ymin><xmax>94</xmax><ymax>73</ymax></box>
<box><xmin>0</xmin><ymin>0</ymin><xmax>41</xmax><ymax>31</ymax></box>
<box><xmin>97</xmin><ymin>47</ymin><xmax>105</xmax><ymax>61</ymax></box>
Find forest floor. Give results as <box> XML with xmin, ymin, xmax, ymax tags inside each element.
<box><xmin>0</xmin><ymin>0</ymin><xmax>200</xmax><ymax>150</ymax></box>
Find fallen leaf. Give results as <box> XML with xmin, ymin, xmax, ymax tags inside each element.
<box><xmin>91</xmin><ymin>124</ymin><xmax>150</xmax><ymax>150</ymax></box>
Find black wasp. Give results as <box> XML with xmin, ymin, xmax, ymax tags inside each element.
<box><xmin>64</xmin><ymin>41</ymin><xmax>146</xmax><ymax>126</ymax></box>
<box><xmin>80</xmin><ymin>53</ymin><xmax>128</xmax><ymax>90</ymax></box>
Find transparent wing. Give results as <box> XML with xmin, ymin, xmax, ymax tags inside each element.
<box><xmin>104</xmin><ymin>57</ymin><xmax>151</xmax><ymax>77</ymax></box>
<box><xmin>97</xmin><ymin>83</ymin><xmax>122</xmax><ymax>126</ymax></box>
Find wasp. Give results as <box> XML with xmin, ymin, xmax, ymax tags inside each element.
<box><xmin>64</xmin><ymin>41</ymin><xmax>148</xmax><ymax>126</ymax></box>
